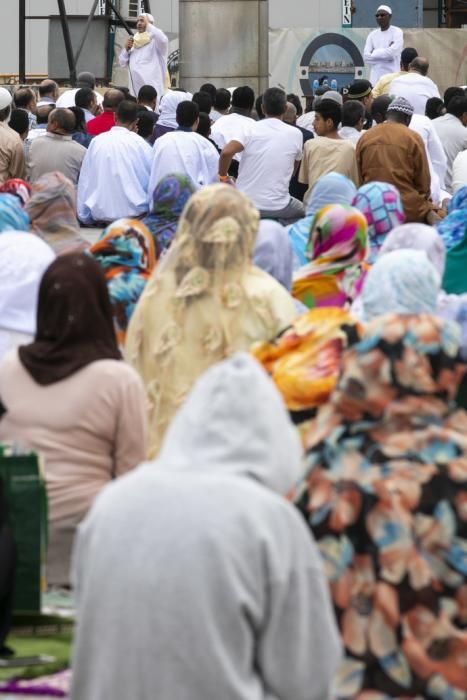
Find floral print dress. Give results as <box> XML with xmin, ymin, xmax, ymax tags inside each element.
<box><xmin>293</xmin><ymin>314</ymin><xmax>467</xmax><ymax>700</ymax></box>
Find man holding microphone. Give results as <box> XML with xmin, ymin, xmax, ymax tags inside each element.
<box><xmin>119</xmin><ymin>13</ymin><xmax>168</xmax><ymax>107</ymax></box>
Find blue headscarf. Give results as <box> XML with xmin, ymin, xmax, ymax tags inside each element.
<box><xmin>287</xmin><ymin>173</ymin><xmax>357</xmax><ymax>269</ymax></box>
<box><xmin>142</xmin><ymin>173</ymin><xmax>196</xmax><ymax>255</ymax></box>
<box><xmin>436</xmin><ymin>186</ymin><xmax>467</xmax><ymax>251</ymax></box>
<box><xmin>0</xmin><ymin>193</ymin><xmax>30</xmax><ymax>233</ymax></box>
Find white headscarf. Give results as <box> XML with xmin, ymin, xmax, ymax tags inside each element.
<box><xmin>253</xmin><ymin>220</ymin><xmax>294</xmax><ymax>291</ymax></box>
<box><xmin>140</xmin><ymin>12</ymin><xmax>154</xmax><ymax>23</ymax></box>
<box><xmin>0</xmin><ymin>232</ymin><xmax>55</xmax><ymax>360</ymax></box>
<box><xmin>157</xmin><ymin>90</ymin><xmax>194</xmax><ymax>129</ymax></box>
<box><xmin>379</xmin><ymin>223</ymin><xmax>446</xmax><ymax>278</ymax></box>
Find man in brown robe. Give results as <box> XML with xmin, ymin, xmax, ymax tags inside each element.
<box><xmin>356</xmin><ymin>96</ymin><xmax>440</xmax><ymax>224</ymax></box>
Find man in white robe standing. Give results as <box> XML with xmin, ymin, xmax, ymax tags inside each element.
<box><xmin>77</xmin><ymin>100</ymin><xmax>152</xmax><ymax>225</ymax></box>
<box><xmin>363</xmin><ymin>5</ymin><xmax>403</xmax><ymax>85</ymax></box>
<box><xmin>147</xmin><ymin>101</ymin><xmax>219</xmax><ymax>203</ymax></box>
<box><xmin>119</xmin><ymin>13</ymin><xmax>168</xmax><ymax>106</ymax></box>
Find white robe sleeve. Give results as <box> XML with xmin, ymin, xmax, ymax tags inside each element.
<box><xmin>369</xmin><ymin>28</ymin><xmax>403</xmax><ymax>63</ymax></box>
<box><xmin>119</xmin><ymin>47</ymin><xmax>130</xmax><ymax>68</ymax></box>
<box><xmin>363</xmin><ymin>32</ymin><xmax>377</xmax><ymax>65</ymax></box>
<box><xmin>427</xmin><ymin>122</ymin><xmax>447</xmax><ymax>191</ymax></box>
<box><xmin>147</xmin><ymin>22</ymin><xmax>169</xmax><ymax>56</ymax></box>
<box><xmin>77</xmin><ymin>148</ymin><xmax>94</xmax><ymax>224</ymax></box>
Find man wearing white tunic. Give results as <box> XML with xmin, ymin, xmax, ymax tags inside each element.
<box><xmin>147</xmin><ymin>101</ymin><xmax>218</xmax><ymax>204</ymax></box>
<box><xmin>363</xmin><ymin>5</ymin><xmax>403</xmax><ymax>85</ymax></box>
<box><xmin>389</xmin><ymin>57</ymin><xmax>440</xmax><ymax>116</ymax></box>
<box><xmin>119</xmin><ymin>13</ymin><xmax>168</xmax><ymax>104</ymax></box>
<box><xmin>77</xmin><ymin>101</ymin><xmax>152</xmax><ymax>225</ymax></box>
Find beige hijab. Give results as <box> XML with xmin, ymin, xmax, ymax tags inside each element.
<box><xmin>125</xmin><ymin>184</ymin><xmax>297</xmax><ymax>457</ymax></box>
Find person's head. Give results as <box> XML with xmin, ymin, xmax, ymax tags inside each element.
<box><xmin>232</xmin><ymin>86</ymin><xmax>255</xmax><ymax>113</ymax></box>
<box><xmin>68</xmin><ymin>106</ymin><xmax>86</xmax><ymax>132</ymax></box>
<box><xmin>90</xmin><ymin>218</ymin><xmax>157</xmax><ymax>345</ymax></box>
<box><xmin>380</xmin><ymin>223</ymin><xmax>446</xmax><ymax>279</ymax></box>
<box><xmin>112</xmin><ymin>85</ymin><xmax>132</xmax><ymax>99</ymax></box>
<box><xmin>0</xmin><ymin>88</ymin><xmax>12</xmax><ymax>122</ymax></box>
<box><xmin>255</xmin><ymin>94</ymin><xmax>264</xmax><ymax>119</ymax></box>
<box><xmin>25</xmin><ymin>171</ymin><xmax>78</xmax><ymax>235</ymax></box>
<box><xmin>103</xmin><ymin>88</ymin><xmax>125</xmax><ymax>113</ymax></box>
<box><xmin>444</xmin><ymin>86</ymin><xmax>464</xmax><ymax>110</ymax></box>
<box><xmin>409</xmin><ymin>57</ymin><xmax>429</xmax><ymax>77</ymax></box>
<box><xmin>18</xmin><ymin>253</ymin><xmax>120</xmax><ymax>383</ymax></box>
<box><xmin>446</xmin><ymin>96</ymin><xmax>467</xmax><ymax>126</ymax></box>
<box><xmin>196</xmin><ymin>112</ymin><xmax>211</xmax><ymax>138</ymax></box>
<box><xmin>313</xmin><ymin>99</ymin><xmax>342</xmax><ymax>136</ymax></box>
<box><xmin>77</xmin><ymin>71</ymin><xmax>96</xmax><ymax>89</ymax></box>
<box><xmin>0</xmin><ymin>232</ymin><xmax>55</xmax><ymax>349</ymax></box>
<box><xmin>0</xmin><ymin>179</ymin><xmax>32</xmax><ymax>207</ymax></box>
<box><xmin>0</xmin><ymin>193</ymin><xmax>30</xmax><ymax>233</ymax></box>
<box><xmin>352</xmin><ymin>182</ymin><xmax>405</xmax><ymax>262</ymax></box>
<box><xmin>48</xmin><ymin>108</ymin><xmax>76</xmax><ymax>135</ymax></box>
<box><xmin>36</xmin><ymin>104</ymin><xmax>54</xmax><ymax>125</ymax></box>
<box><xmin>8</xmin><ymin>109</ymin><xmax>29</xmax><ymax>140</ymax></box>
<box><xmin>199</xmin><ymin>83</ymin><xmax>217</xmax><ymax>102</ymax></box>
<box><xmin>136</xmin><ymin>13</ymin><xmax>154</xmax><ymax>32</ymax></box>
<box><xmin>347</xmin><ymin>80</ymin><xmax>373</xmax><ymax>111</ymax></box>
<box><xmin>192</xmin><ymin>91</ymin><xmax>212</xmax><ymax>114</ymax></box>
<box><xmin>14</xmin><ymin>87</ymin><xmax>36</xmax><ymax>113</ymax></box>
<box><xmin>253</xmin><ymin>220</ymin><xmax>293</xmax><ymax>291</ymax></box>
<box><xmin>214</xmin><ymin>88</ymin><xmax>231</xmax><ymax>114</ymax></box>
<box><xmin>371</xmin><ymin>94</ymin><xmax>392</xmax><ymax>123</ymax></box>
<box><xmin>375</xmin><ymin>3</ymin><xmax>392</xmax><ymax>30</ymax></box>
<box><xmin>38</xmin><ymin>79</ymin><xmax>59</xmax><ymax>101</ymax></box>
<box><xmin>75</xmin><ymin>87</ymin><xmax>97</xmax><ymax>114</ymax></box>
<box><xmin>306</xmin><ymin>172</ymin><xmax>357</xmax><ymax>217</ymax></box>
<box><xmin>287</xmin><ymin>93</ymin><xmax>303</xmax><ymax>117</ymax></box>
<box><xmin>342</xmin><ymin>100</ymin><xmax>365</xmax><ymax>130</ymax></box>
<box><xmin>361</xmin><ymin>249</ymin><xmax>440</xmax><ymax>322</ymax></box>
<box><xmin>116</xmin><ymin>100</ymin><xmax>139</xmax><ymax>130</ymax></box>
<box><xmin>176</xmin><ymin>100</ymin><xmax>199</xmax><ymax>130</ymax></box>
<box><xmin>386</xmin><ymin>96</ymin><xmax>414</xmax><ymax>126</ymax></box>
<box><xmin>262</xmin><ymin>87</ymin><xmax>287</xmax><ymax>118</ymax></box>
<box><xmin>283</xmin><ymin>101</ymin><xmax>297</xmax><ymax>126</ymax></box>
<box><xmin>400</xmin><ymin>47</ymin><xmax>418</xmax><ymax>71</ymax></box>
<box><xmin>147</xmin><ymin>173</ymin><xmax>196</xmax><ymax>253</ymax></box>
<box><xmin>137</xmin><ymin>84</ymin><xmax>158</xmax><ymax>110</ymax></box>
<box><xmin>425</xmin><ymin>97</ymin><xmax>446</xmax><ymax>120</ymax></box>
<box><xmin>136</xmin><ymin>108</ymin><xmax>155</xmax><ymax>140</ymax></box>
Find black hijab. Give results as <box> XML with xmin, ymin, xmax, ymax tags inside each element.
<box><xmin>19</xmin><ymin>253</ymin><xmax>121</xmax><ymax>385</ymax></box>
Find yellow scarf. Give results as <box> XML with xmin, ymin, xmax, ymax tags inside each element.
<box><xmin>133</xmin><ymin>31</ymin><xmax>151</xmax><ymax>49</ymax></box>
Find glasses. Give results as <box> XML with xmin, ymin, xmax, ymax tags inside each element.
<box><xmin>375</xmin><ymin>13</ymin><xmax>389</xmax><ymax>17</ymax></box>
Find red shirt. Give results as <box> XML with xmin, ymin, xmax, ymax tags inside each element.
<box><xmin>87</xmin><ymin>111</ymin><xmax>116</xmax><ymax>136</ymax></box>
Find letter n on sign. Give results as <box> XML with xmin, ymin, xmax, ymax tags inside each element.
<box><xmin>342</xmin><ymin>0</ymin><xmax>352</xmax><ymax>26</ymax></box>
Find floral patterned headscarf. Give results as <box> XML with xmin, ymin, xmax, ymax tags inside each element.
<box><xmin>142</xmin><ymin>173</ymin><xmax>196</xmax><ymax>255</ymax></box>
<box><xmin>90</xmin><ymin>218</ymin><xmax>157</xmax><ymax>347</ymax></box>
<box><xmin>436</xmin><ymin>185</ymin><xmax>467</xmax><ymax>251</ymax></box>
<box><xmin>293</xmin><ymin>313</ymin><xmax>467</xmax><ymax>700</ymax></box>
<box><xmin>292</xmin><ymin>204</ymin><xmax>368</xmax><ymax>309</ymax></box>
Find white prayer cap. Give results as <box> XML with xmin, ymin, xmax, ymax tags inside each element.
<box><xmin>140</xmin><ymin>12</ymin><xmax>154</xmax><ymax>23</ymax></box>
<box><xmin>0</xmin><ymin>88</ymin><xmax>12</xmax><ymax>110</ymax></box>
<box><xmin>376</xmin><ymin>5</ymin><xmax>392</xmax><ymax>14</ymax></box>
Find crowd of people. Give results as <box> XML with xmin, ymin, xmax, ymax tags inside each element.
<box><xmin>0</xmin><ymin>5</ymin><xmax>466</xmax><ymax>700</ymax></box>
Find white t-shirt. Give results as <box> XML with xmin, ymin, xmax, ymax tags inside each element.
<box><xmin>211</xmin><ymin>113</ymin><xmax>255</xmax><ymax>162</ymax></box>
<box><xmin>452</xmin><ymin>150</ymin><xmax>467</xmax><ymax>193</ymax></box>
<box><xmin>56</xmin><ymin>88</ymin><xmax>103</xmax><ymax>109</ymax></box>
<box><xmin>236</xmin><ymin>118</ymin><xmax>303</xmax><ymax>211</ymax></box>
<box><xmin>389</xmin><ymin>72</ymin><xmax>441</xmax><ymax>115</ymax></box>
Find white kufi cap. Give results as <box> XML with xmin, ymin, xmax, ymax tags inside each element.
<box><xmin>0</xmin><ymin>87</ymin><xmax>13</xmax><ymax>110</ymax></box>
<box><xmin>376</xmin><ymin>5</ymin><xmax>392</xmax><ymax>14</ymax></box>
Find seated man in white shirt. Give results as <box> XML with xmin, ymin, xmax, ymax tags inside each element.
<box><xmin>433</xmin><ymin>95</ymin><xmax>467</xmax><ymax>192</ymax></box>
<box><xmin>389</xmin><ymin>57</ymin><xmax>441</xmax><ymax>115</ymax></box>
<box><xmin>77</xmin><ymin>100</ymin><xmax>152</xmax><ymax>225</ymax></box>
<box><xmin>211</xmin><ymin>86</ymin><xmax>255</xmax><ymax>178</ymax></box>
<box><xmin>75</xmin><ymin>88</ymin><xmax>99</xmax><ymax>124</ymax></box>
<box><xmin>219</xmin><ymin>87</ymin><xmax>304</xmax><ymax>222</ymax></box>
<box><xmin>452</xmin><ymin>149</ymin><xmax>467</xmax><ymax>193</ymax></box>
<box><xmin>147</xmin><ymin>101</ymin><xmax>219</xmax><ymax>204</ymax></box>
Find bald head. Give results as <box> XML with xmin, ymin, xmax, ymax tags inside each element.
<box><xmin>39</xmin><ymin>79</ymin><xmax>59</xmax><ymax>100</ymax></box>
<box><xmin>409</xmin><ymin>57</ymin><xmax>429</xmax><ymax>77</ymax></box>
<box><xmin>283</xmin><ymin>101</ymin><xmax>297</xmax><ymax>125</ymax></box>
<box><xmin>103</xmin><ymin>88</ymin><xmax>125</xmax><ymax>112</ymax></box>
<box><xmin>48</xmin><ymin>107</ymin><xmax>75</xmax><ymax>134</ymax></box>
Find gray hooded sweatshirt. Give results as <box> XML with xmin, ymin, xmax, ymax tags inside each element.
<box><xmin>71</xmin><ymin>353</ymin><xmax>341</xmax><ymax>700</ymax></box>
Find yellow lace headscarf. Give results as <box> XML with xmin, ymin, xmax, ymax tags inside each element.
<box><xmin>125</xmin><ymin>184</ymin><xmax>297</xmax><ymax>457</ymax></box>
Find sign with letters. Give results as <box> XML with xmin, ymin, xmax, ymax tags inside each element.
<box><xmin>342</xmin><ymin>0</ymin><xmax>352</xmax><ymax>27</ymax></box>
